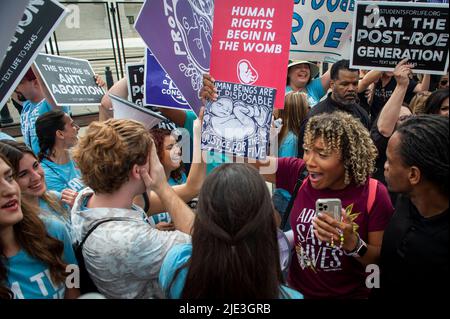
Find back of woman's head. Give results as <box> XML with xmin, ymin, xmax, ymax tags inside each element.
<box><xmin>396</xmin><ymin>114</ymin><xmax>449</xmax><ymax>196</ymax></box>
<box><xmin>73</xmin><ymin>118</ymin><xmax>153</xmax><ymax>194</ymax></box>
<box><xmin>410</xmin><ymin>91</ymin><xmax>431</xmax><ymax>114</ymax></box>
<box><xmin>423</xmin><ymin>89</ymin><xmax>449</xmax><ymax>115</ymax></box>
<box><xmin>35</xmin><ymin>110</ymin><xmax>66</xmax><ymax>161</ymax></box>
<box><xmin>181</xmin><ymin>164</ymin><xmax>282</xmax><ymax>299</ymax></box>
<box><xmin>304</xmin><ymin>111</ymin><xmax>378</xmax><ymax>186</ymax></box>
<box><xmin>278</xmin><ymin>92</ymin><xmax>309</xmax><ymax>143</ymax></box>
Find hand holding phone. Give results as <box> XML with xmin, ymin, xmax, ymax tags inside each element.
<box><xmin>316</xmin><ymin>198</ymin><xmax>342</xmax><ymax>221</ymax></box>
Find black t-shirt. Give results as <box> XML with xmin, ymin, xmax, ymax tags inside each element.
<box><xmin>371</xmin><ymin>77</ymin><xmax>417</xmax><ymax>119</ymax></box>
<box><xmin>378</xmin><ymin>195</ymin><xmax>449</xmax><ymax>299</ymax></box>
<box><xmin>297</xmin><ymin>94</ymin><xmax>370</xmax><ymax>157</ymax></box>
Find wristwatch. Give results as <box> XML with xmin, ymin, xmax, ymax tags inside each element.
<box><xmin>343</xmin><ymin>233</ymin><xmax>368</xmax><ymax>258</ymax></box>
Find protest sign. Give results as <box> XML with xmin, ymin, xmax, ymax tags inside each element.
<box><xmin>209</xmin><ymin>0</ymin><xmax>293</xmax><ymax>109</ymax></box>
<box><xmin>135</xmin><ymin>0</ymin><xmax>214</xmax><ymax>116</ymax></box>
<box><xmin>289</xmin><ymin>0</ymin><xmax>354</xmax><ymax>63</ymax></box>
<box><xmin>0</xmin><ymin>0</ymin><xmax>66</xmax><ymax>108</ymax></box>
<box><xmin>110</xmin><ymin>93</ymin><xmax>167</xmax><ymax>130</ymax></box>
<box><xmin>144</xmin><ymin>49</ymin><xmax>189</xmax><ymax>111</ymax></box>
<box><xmin>351</xmin><ymin>1</ymin><xmax>449</xmax><ymax>74</ymax></box>
<box><xmin>201</xmin><ymin>81</ymin><xmax>276</xmax><ymax>160</ymax></box>
<box><xmin>0</xmin><ymin>0</ymin><xmax>29</xmax><ymax>68</ymax></box>
<box><xmin>126</xmin><ymin>62</ymin><xmax>145</xmax><ymax>106</ymax></box>
<box><xmin>33</xmin><ymin>53</ymin><xmax>104</xmax><ymax>106</ymax></box>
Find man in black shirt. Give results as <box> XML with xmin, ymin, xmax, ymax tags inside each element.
<box><xmin>297</xmin><ymin>59</ymin><xmax>369</xmax><ymax>157</ymax></box>
<box><xmin>379</xmin><ymin>115</ymin><xmax>449</xmax><ymax>299</ymax></box>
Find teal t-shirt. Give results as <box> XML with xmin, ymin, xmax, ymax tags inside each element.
<box><xmin>159</xmin><ymin>243</ymin><xmax>304</xmax><ymax>299</ymax></box>
<box><xmin>0</xmin><ymin>131</ymin><xmax>15</xmax><ymax>141</ymax></box>
<box><xmin>41</xmin><ymin>158</ymin><xmax>84</xmax><ymax>193</ymax></box>
<box><xmin>6</xmin><ymin>218</ymin><xmax>77</xmax><ymax>299</ymax></box>
<box><xmin>184</xmin><ymin>110</ymin><xmax>231</xmax><ymax>174</ymax></box>
<box><xmin>20</xmin><ymin>99</ymin><xmax>70</xmax><ymax>155</ymax></box>
<box><xmin>39</xmin><ymin>192</ymin><xmax>73</xmax><ymax>243</ymax></box>
<box><xmin>152</xmin><ymin>172</ymin><xmax>187</xmax><ymax>225</ymax></box>
<box><xmin>285</xmin><ymin>77</ymin><xmax>325</xmax><ymax>107</ymax></box>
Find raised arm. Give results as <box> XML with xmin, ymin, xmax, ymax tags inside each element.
<box><xmin>99</xmin><ymin>77</ymin><xmax>128</xmax><ymax>121</ymax></box>
<box><xmin>358</xmin><ymin>70</ymin><xmax>382</xmax><ymax>93</ymax></box>
<box><xmin>377</xmin><ymin>59</ymin><xmax>412</xmax><ymax>137</ymax></box>
<box><xmin>320</xmin><ymin>68</ymin><xmax>331</xmax><ymax>92</ymax></box>
<box><xmin>414</xmin><ymin>73</ymin><xmax>430</xmax><ymax>93</ymax></box>
<box><xmin>145</xmin><ymin>108</ymin><xmax>206</xmax><ymax>214</ymax></box>
<box><xmin>140</xmin><ymin>143</ymin><xmax>195</xmax><ymax>234</ymax></box>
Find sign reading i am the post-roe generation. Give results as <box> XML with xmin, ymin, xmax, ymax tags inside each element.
<box><xmin>33</xmin><ymin>53</ymin><xmax>104</xmax><ymax>106</ymax></box>
<box><xmin>351</xmin><ymin>1</ymin><xmax>449</xmax><ymax>74</ymax></box>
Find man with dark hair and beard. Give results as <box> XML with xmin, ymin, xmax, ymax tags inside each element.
<box><xmin>297</xmin><ymin>59</ymin><xmax>370</xmax><ymax>157</ymax></box>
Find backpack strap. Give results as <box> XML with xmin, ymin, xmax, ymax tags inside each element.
<box><xmin>280</xmin><ymin>166</ymin><xmax>308</xmax><ymax>230</ymax></box>
<box><xmin>366</xmin><ymin>178</ymin><xmax>378</xmax><ymax>214</ymax></box>
<box><xmin>78</xmin><ymin>217</ymin><xmax>133</xmax><ymax>248</ymax></box>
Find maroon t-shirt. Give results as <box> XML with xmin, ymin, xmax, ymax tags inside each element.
<box><xmin>276</xmin><ymin>157</ymin><xmax>394</xmax><ymax>299</ymax></box>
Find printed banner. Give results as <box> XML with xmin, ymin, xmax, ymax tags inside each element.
<box><xmin>289</xmin><ymin>0</ymin><xmax>354</xmax><ymax>63</ymax></box>
<box><xmin>110</xmin><ymin>93</ymin><xmax>167</xmax><ymax>130</ymax></box>
<box><xmin>135</xmin><ymin>0</ymin><xmax>214</xmax><ymax>116</ymax></box>
<box><xmin>351</xmin><ymin>1</ymin><xmax>449</xmax><ymax>74</ymax></box>
<box><xmin>209</xmin><ymin>0</ymin><xmax>293</xmax><ymax>109</ymax></box>
<box><xmin>33</xmin><ymin>53</ymin><xmax>104</xmax><ymax>106</ymax></box>
<box><xmin>201</xmin><ymin>81</ymin><xmax>276</xmax><ymax>160</ymax></box>
<box><xmin>0</xmin><ymin>0</ymin><xmax>67</xmax><ymax>108</ymax></box>
<box><xmin>144</xmin><ymin>49</ymin><xmax>189</xmax><ymax>110</ymax></box>
<box><xmin>126</xmin><ymin>62</ymin><xmax>145</xmax><ymax>106</ymax></box>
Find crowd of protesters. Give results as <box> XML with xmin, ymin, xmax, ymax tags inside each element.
<box><xmin>0</xmin><ymin>41</ymin><xmax>448</xmax><ymax>299</ymax></box>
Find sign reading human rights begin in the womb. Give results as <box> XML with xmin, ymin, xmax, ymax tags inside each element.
<box><xmin>210</xmin><ymin>0</ymin><xmax>294</xmax><ymax>109</ymax></box>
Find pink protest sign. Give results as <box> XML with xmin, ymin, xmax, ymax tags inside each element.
<box><xmin>209</xmin><ymin>0</ymin><xmax>294</xmax><ymax>109</ymax></box>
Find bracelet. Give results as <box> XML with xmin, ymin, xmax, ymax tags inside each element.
<box><xmin>343</xmin><ymin>232</ymin><xmax>360</xmax><ymax>255</ymax></box>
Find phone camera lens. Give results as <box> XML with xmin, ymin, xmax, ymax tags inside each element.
<box><xmin>324</xmin><ymin>205</ymin><xmax>328</xmax><ymax>210</ymax></box>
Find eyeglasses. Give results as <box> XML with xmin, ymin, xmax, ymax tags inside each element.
<box><xmin>440</xmin><ymin>79</ymin><xmax>448</xmax><ymax>86</ymax></box>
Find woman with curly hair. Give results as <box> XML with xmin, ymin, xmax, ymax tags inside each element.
<box><xmin>250</xmin><ymin>112</ymin><xmax>394</xmax><ymax>298</ymax></box>
<box><xmin>0</xmin><ymin>153</ymin><xmax>78</xmax><ymax>299</ymax></box>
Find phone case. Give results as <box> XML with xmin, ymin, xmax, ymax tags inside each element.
<box><xmin>316</xmin><ymin>198</ymin><xmax>342</xmax><ymax>221</ymax></box>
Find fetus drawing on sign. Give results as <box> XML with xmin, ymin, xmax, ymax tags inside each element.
<box><xmin>205</xmin><ymin>97</ymin><xmax>270</xmax><ymax>141</ymax></box>
<box><xmin>237</xmin><ymin>60</ymin><xmax>258</xmax><ymax>85</ymax></box>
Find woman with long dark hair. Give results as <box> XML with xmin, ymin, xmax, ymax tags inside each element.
<box><xmin>0</xmin><ymin>153</ymin><xmax>78</xmax><ymax>299</ymax></box>
<box><xmin>159</xmin><ymin>164</ymin><xmax>303</xmax><ymax>299</ymax></box>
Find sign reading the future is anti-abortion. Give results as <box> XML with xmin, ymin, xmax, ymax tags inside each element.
<box><xmin>201</xmin><ymin>81</ymin><xmax>276</xmax><ymax>160</ymax></box>
<box><xmin>0</xmin><ymin>0</ymin><xmax>66</xmax><ymax>108</ymax></box>
<box><xmin>33</xmin><ymin>53</ymin><xmax>104</xmax><ymax>106</ymax></box>
<box><xmin>144</xmin><ymin>49</ymin><xmax>189</xmax><ymax>110</ymax></box>
<box><xmin>210</xmin><ymin>0</ymin><xmax>293</xmax><ymax>109</ymax></box>
<box><xmin>351</xmin><ymin>1</ymin><xmax>449</xmax><ymax>74</ymax></box>
<box><xmin>290</xmin><ymin>0</ymin><xmax>354</xmax><ymax>63</ymax></box>
<box><xmin>135</xmin><ymin>0</ymin><xmax>214</xmax><ymax>116</ymax></box>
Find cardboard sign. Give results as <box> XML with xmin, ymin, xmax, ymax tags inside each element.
<box><xmin>144</xmin><ymin>49</ymin><xmax>189</xmax><ymax>110</ymax></box>
<box><xmin>0</xmin><ymin>0</ymin><xmax>67</xmax><ymax>108</ymax></box>
<box><xmin>135</xmin><ymin>0</ymin><xmax>214</xmax><ymax>116</ymax></box>
<box><xmin>201</xmin><ymin>81</ymin><xmax>276</xmax><ymax>160</ymax></box>
<box><xmin>33</xmin><ymin>53</ymin><xmax>104</xmax><ymax>106</ymax></box>
<box><xmin>110</xmin><ymin>93</ymin><xmax>167</xmax><ymax>130</ymax></box>
<box><xmin>209</xmin><ymin>0</ymin><xmax>293</xmax><ymax>109</ymax></box>
<box><xmin>351</xmin><ymin>1</ymin><xmax>449</xmax><ymax>74</ymax></box>
<box><xmin>126</xmin><ymin>62</ymin><xmax>145</xmax><ymax>106</ymax></box>
<box><xmin>290</xmin><ymin>0</ymin><xmax>354</xmax><ymax>63</ymax></box>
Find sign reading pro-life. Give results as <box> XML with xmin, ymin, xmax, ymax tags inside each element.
<box><xmin>33</xmin><ymin>53</ymin><xmax>104</xmax><ymax>106</ymax></box>
<box><xmin>351</xmin><ymin>1</ymin><xmax>449</xmax><ymax>74</ymax></box>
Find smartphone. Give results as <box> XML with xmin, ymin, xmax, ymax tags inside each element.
<box><xmin>316</xmin><ymin>198</ymin><xmax>342</xmax><ymax>221</ymax></box>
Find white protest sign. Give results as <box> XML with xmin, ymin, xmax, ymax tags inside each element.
<box><xmin>290</xmin><ymin>0</ymin><xmax>354</xmax><ymax>63</ymax></box>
